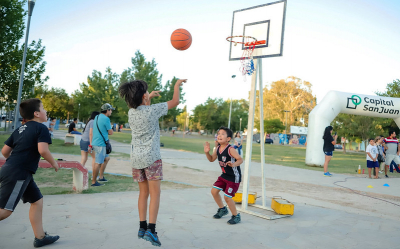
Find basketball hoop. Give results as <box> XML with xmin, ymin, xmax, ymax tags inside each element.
<box><xmin>226</xmin><ymin>36</ymin><xmax>266</xmax><ymax>80</ymax></box>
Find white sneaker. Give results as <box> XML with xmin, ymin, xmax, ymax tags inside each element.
<box><xmin>379</xmin><ymin>171</ymin><xmax>383</xmax><ymax>174</ymax></box>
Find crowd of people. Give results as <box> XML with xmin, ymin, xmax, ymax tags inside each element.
<box><xmin>323</xmin><ymin>126</ymin><xmax>400</xmax><ymax>178</ymax></box>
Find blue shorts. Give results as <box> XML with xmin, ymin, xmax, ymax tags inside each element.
<box><xmin>324</xmin><ymin>151</ymin><xmax>333</xmax><ymax>156</ymax></box>
<box><xmin>80</xmin><ymin>139</ymin><xmax>90</xmax><ymax>152</ymax></box>
<box><xmin>367</xmin><ymin>160</ymin><xmax>379</xmax><ymax>168</ymax></box>
<box><xmin>93</xmin><ymin>146</ymin><xmax>109</xmax><ymax>164</ymax></box>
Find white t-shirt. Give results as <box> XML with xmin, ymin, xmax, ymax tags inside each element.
<box><xmin>366</xmin><ymin>144</ymin><xmax>378</xmax><ymax>161</ymax></box>
<box><xmin>129</xmin><ymin>102</ymin><xmax>168</xmax><ymax>169</ymax></box>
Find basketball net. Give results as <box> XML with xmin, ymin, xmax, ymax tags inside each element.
<box><xmin>240</xmin><ymin>37</ymin><xmax>257</xmax><ymax>81</ymax></box>
<box><xmin>226</xmin><ymin>36</ymin><xmax>265</xmax><ymax>81</ymax></box>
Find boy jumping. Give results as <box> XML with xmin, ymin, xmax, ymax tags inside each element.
<box><xmin>119</xmin><ymin>78</ymin><xmax>186</xmax><ymax>247</ymax></box>
<box><xmin>0</xmin><ymin>99</ymin><xmax>60</xmax><ymax>247</ymax></box>
<box><xmin>204</xmin><ymin>126</ymin><xmax>243</xmax><ymax>224</ymax></box>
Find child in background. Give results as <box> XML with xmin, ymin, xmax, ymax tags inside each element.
<box><xmin>204</xmin><ymin>126</ymin><xmax>243</xmax><ymax>225</ymax></box>
<box><xmin>366</xmin><ymin>138</ymin><xmax>379</xmax><ymax>179</ymax></box>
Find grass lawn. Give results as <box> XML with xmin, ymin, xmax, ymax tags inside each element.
<box><xmin>157</xmin><ymin>136</ymin><xmax>367</xmax><ymax>175</ymax></box>
<box><xmin>110</xmin><ymin>131</ymin><xmax>132</xmax><ymax>143</ymax></box>
<box><xmin>108</xmin><ymin>133</ymin><xmax>368</xmax><ymax>174</ymax></box>
<box><xmin>0</xmin><ymin>135</ymin><xmax>127</xmax><ymax>158</ymax></box>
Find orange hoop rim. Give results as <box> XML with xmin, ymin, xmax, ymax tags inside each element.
<box><xmin>226</xmin><ymin>35</ymin><xmax>266</xmax><ymax>46</ymax></box>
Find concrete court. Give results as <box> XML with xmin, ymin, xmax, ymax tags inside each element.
<box><xmin>1</xmin><ymin>188</ymin><xmax>399</xmax><ymax>249</ymax></box>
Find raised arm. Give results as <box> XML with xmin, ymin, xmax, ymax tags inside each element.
<box><xmin>204</xmin><ymin>142</ymin><xmax>218</xmax><ymax>162</ymax></box>
<box><xmin>167</xmin><ymin>79</ymin><xmax>187</xmax><ymax>110</ymax></box>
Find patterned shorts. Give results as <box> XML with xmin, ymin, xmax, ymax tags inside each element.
<box><xmin>132</xmin><ymin>160</ymin><xmax>163</xmax><ymax>182</ymax></box>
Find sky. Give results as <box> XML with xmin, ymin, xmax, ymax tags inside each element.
<box><xmin>25</xmin><ymin>0</ymin><xmax>400</xmax><ymax>113</ymax></box>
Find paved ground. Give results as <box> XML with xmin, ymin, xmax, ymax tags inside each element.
<box><xmin>1</xmin><ymin>130</ymin><xmax>397</xmax><ymax>248</ymax></box>
<box><xmin>1</xmin><ymin>189</ymin><xmax>399</xmax><ymax>249</ymax></box>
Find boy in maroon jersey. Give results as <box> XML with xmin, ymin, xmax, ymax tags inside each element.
<box><xmin>204</xmin><ymin>126</ymin><xmax>243</xmax><ymax>224</ymax></box>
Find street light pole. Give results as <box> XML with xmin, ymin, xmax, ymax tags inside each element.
<box><xmin>239</xmin><ymin>118</ymin><xmax>242</xmax><ymax>131</ymax></box>
<box><xmin>284</xmin><ymin>110</ymin><xmax>290</xmax><ymax>144</ymax></box>
<box><xmin>228</xmin><ymin>75</ymin><xmax>236</xmax><ymax>129</ymax></box>
<box><xmin>78</xmin><ymin>103</ymin><xmax>81</xmax><ymax>121</ymax></box>
<box><xmin>13</xmin><ymin>0</ymin><xmax>36</xmax><ymax>129</ymax></box>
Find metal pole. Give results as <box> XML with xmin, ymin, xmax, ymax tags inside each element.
<box><xmin>228</xmin><ymin>99</ymin><xmax>232</xmax><ymax>129</ymax></box>
<box><xmin>13</xmin><ymin>0</ymin><xmax>35</xmax><ymax>129</ymax></box>
<box><xmin>228</xmin><ymin>75</ymin><xmax>236</xmax><ymax>129</ymax></box>
<box><xmin>241</xmin><ymin>60</ymin><xmax>257</xmax><ymax>211</ymax></box>
<box><xmin>257</xmin><ymin>59</ymin><xmax>266</xmax><ymax>207</ymax></box>
<box><xmin>239</xmin><ymin>118</ymin><xmax>242</xmax><ymax>131</ymax></box>
<box><xmin>78</xmin><ymin>103</ymin><xmax>80</xmax><ymax>121</ymax></box>
<box><xmin>284</xmin><ymin>110</ymin><xmax>289</xmax><ymax>144</ymax></box>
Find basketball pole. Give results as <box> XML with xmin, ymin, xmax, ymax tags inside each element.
<box><xmin>241</xmin><ymin>59</ymin><xmax>258</xmax><ymax>212</ymax></box>
<box><xmin>258</xmin><ymin>59</ymin><xmax>266</xmax><ymax>207</ymax></box>
<box><xmin>239</xmin><ymin>58</ymin><xmax>290</xmax><ymax>220</ymax></box>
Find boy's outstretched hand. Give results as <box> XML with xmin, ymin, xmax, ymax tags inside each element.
<box><xmin>149</xmin><ymin>91</ymin><xmax>161</xmax><ymax>99</ymax></box>
<box><xmin>204</xmin><ymin>142</ymin><xmax>210</xmax><ymax>153</ymax></box>
<box><xmin>175</xmin><ymin>79</ymin><xmax>187</xmax><ymax>88</ymax></box>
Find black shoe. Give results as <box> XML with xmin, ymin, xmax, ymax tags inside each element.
<box><xmin>98</xmin><ymin>177</ymin><xmax>108</xmax><ymax>182</ymax></box>
<box><xmin>91</xmin><ymin>181</ymin><xmax>104</xmax><ymax>187</ymax></box>
<box><xmin>227</xmin><ymin>213</ymin><xmax>241</xmax><ymax>225</ymax></box>
<box><xmin>385</xmin><ymin>175</ymin><xmax>389</xmax><ymax>178</ymax></box>
<box><xmin>143</xmin><ymin>229</ymin><xmax>161</xmax><ymax>247</ymax></box>
<box><xmin>213</xmin><ymin>206</ymin><xmax>228</xmax><ymax>219</ymax></box>
<box><xmin>138</xmin><ymin>228</ymin><xmax>146</xmax><ymax>239</ymax></box>
<box><xmin>33</xmin><ymin>233</ymin><xmax>60</xmax><ymax>248</ymax></box>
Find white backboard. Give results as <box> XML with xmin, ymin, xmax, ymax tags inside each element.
<box><xmin>229</xmin><ymin>0</ymin><xmax>287</xmax><ymax>60</ymax></box>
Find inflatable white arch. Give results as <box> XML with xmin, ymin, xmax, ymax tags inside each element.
<box><xmin>306</xmin><ymin>91</ymin><xmax>400</xmax><ymax>166</ymax></box>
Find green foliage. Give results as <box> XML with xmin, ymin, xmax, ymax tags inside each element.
<box><xmin>0</xmin><ymin>0</ymin><xmax>48</xmax><ymax>107</ymax></box>
<box><xmin>192</xmin><ymin>98</ymin><xmax>248</xmax><ymax>132</ymax></box>
<box><xmin>256</xmin><ymin>76</ymin><xmax>316</xmax><ymax>128</ymax></box>
<box><xmin>332</xmin><ymin>114</ymin><xmax>387</xmax><ymax>143</ymax></box>
<box><xmin>35</xmin><ymin>85</ymin><xmax>72</xmax><ymax>119</ymax></box>
<box><xmin>375</xmin><ymin>79</ymin><xmax>400</xmax><ymax>133</ymax></box>
<box><xmin>263</xmin><ymin>118</ymin><xmax>286</xmax><ymax>134</ymax></box>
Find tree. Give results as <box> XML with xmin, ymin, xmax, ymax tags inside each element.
<box><xmin>375</xmin><ymin>79</ymin><xmax>400</xmax><ymax>134</ymax></box>
<box><xmin>263</xmin><ymin>119</ymin><xmax>285</xmax><ymax>134</ymax></box>
<box><xmin>192</xmin><ymin>98</ymin><xmax>249</xmax><ymax>133</ymax></box>
<box><xmin>35</xmin><ymin>85</ymin><xmax>72</xmax><ymax>119</ymax></box>
<box><xmin>255</xmin><ymin>76</ymin><xmax>316</xmax><ymax>128</ymax></box>
<box><xmin>0</xmin><ymin>0</ymin><xmax>48</xmax><ymax>108</ymax></box>
<box><xmin>71</xmin><ymin>67</ymin><xmax>120</xmax><ymax>123</ymax></box>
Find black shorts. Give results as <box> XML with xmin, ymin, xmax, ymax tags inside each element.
<box><xmin>0</xmin><ymin>165</ymin><xmax>43</xmax><ymax>211</ymax></box>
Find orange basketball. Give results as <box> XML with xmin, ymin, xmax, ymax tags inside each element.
<box><xmin>170</xmin><ymin>29</ymin><xmax>192</xmax><ymax>51</ymax></box>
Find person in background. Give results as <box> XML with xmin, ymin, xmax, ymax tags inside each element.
<box><xmin>68</xmin><ymin>118</ymin><xmax>82</xmax><ymax>135</ymax></box>
<box><xmin>80</xmin><ymin>111</ymin><xmax>99</xmax><ymax>172</ymax></box>
<box><xmin>375</xmin><ymin>136</ymin><xmax>385</xmax><ymax>175</ymax></box>
<box><xmin>366</xmin><ymin>138</ymin><xmax>379</xmax><ymax>179</ymax></box>
<box><xmin>383</xmin><ymin>130</ymin><xmax>400</xmax><ymax>178</ymax></box>
<box><xmin>233</xmin><ymin>132</ymin><xmax>243</xmax><ymax>156</ymax></box>
<box><xmin>322</xmin><ymin>126</ymin><xmax>337</xmax><ymax>177</ymax></box>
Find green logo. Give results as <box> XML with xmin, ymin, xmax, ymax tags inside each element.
<box><xmin>351</xmin><ymin>95</ymin><xmax>361</xmax><ymax>105</ymax></box>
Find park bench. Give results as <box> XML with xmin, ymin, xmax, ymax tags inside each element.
<box><xmin>0</xmin><ymin>158</ymin><xmax>88</xmax><ymax>192</ymax></box>
<box><xmin>65</xmin><ymin>133</ymin><xmax>81</xmax><ymax>145</ymax></box>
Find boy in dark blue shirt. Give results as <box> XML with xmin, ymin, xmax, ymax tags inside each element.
<box><xmin>0</xmin><ymin>99</ymin><xmax>60</xmax><ymax>247</ymax></box>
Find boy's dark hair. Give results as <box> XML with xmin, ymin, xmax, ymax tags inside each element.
<box><xmin>389</xmin><ymin>130</ymin><xmax>395</xmax><ymax>136</ymax></box>
<box><xmin>218</xmin><ymin>126</ymin><xmax>233</xmax><ymax>138</ymax></box>
<box><xmin>20</xmin><ymin>98</ymin><xmax>41</xmax><ymax>120</ymax></box>
<box><xmin>73</xmin><ymin>118</ymin><xmax>78</xmax><ymax>121</ymax></box>
<box><xmin>369</xmin><ymin>138</ymin><xmax>374</xmax><ymax>142</ymax></box>
<box><xmin>101</xmin><ymin>110</ymin><xmax>107</xmax><ymax>114</ymax></box>
<box><xmin>119</xmin><ymin>80</ymin><xmax>148</xmax><ymax>109</ymax></box>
